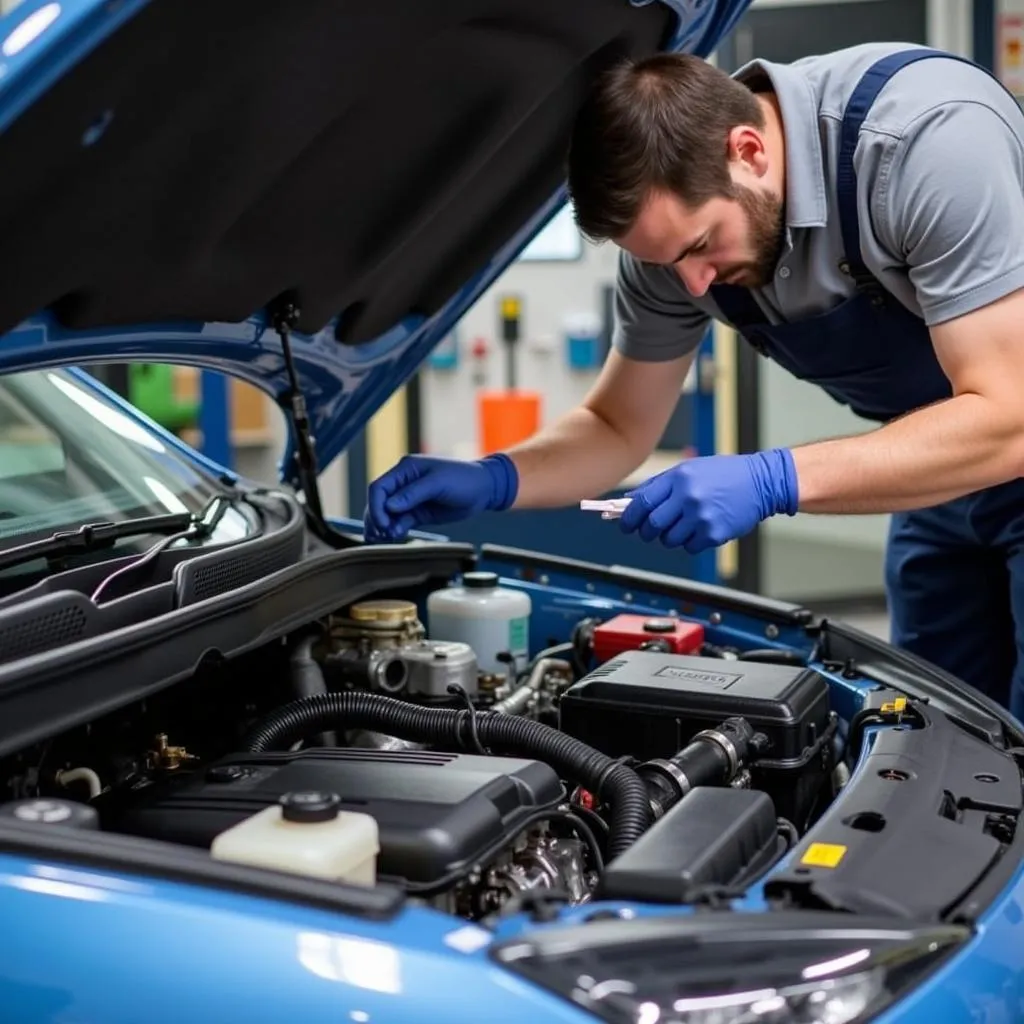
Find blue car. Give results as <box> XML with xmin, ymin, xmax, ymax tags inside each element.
<box><xmin>0</xmin><ymin>1</ymin><xmax>1021</xmax><ymax>1022</ymax></box>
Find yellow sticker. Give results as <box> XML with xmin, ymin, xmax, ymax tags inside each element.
<box><xmin>500</xmin><ymin>296</ymin><xmax>521</xmax><ymax>320</ymax></box>
<box><xmin>800</xmin><ymin>842</ymin><xmax>847</xmax><ymax>869</ymax></box>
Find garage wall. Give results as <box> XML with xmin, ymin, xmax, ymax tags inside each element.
<box><xmin>420</xmin><ymin>240</ymin><xmax>617</xmax><ymax>461</ymax></box>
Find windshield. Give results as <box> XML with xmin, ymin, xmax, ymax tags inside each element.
<box><xmin>0</xmin><ymin>368</ymin><xmax>251</xmax><ymax>568</ymax></box>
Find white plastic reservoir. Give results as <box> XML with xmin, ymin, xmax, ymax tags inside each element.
<box><xmin>427</xmin><ymin>571</ymin><xmax>531</xmax><ymax>675</ymax></box>
<box><xmin>210</xmin><ymin>791</ymin><xmax>379</xmax><ymax>885</ymax></box>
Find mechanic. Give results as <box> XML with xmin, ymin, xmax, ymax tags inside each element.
<box><xmin>363</xmin><ymin>43</ymin><xmax>1024</xmax><ymax>717</ymax></box>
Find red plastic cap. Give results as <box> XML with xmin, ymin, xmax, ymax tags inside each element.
<box><xmin>592</xmin><ymin>613</ymin><xmax>704</xmax><ymax>664</ymax></box>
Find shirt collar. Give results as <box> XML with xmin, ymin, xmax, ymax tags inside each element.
<box><xmin>731</xmin><ymin>57</ymin><xmax>828</xmax><ymax>229</ymax></box>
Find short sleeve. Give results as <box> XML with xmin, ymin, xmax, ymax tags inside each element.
<box><xmin>612</xmin><ymin>249</ymin><xmax>710</xmax><ymax>361</ymax></box>
<box><xmin>877</xmin><ymin>99</ymin><xmax>1024</xmax><ymax>325</ymax></box>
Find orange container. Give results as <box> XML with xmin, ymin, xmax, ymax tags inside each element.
<box><xmin>477</xmin><ymin>389</ymin><xmax>541</xmax><ymax>455</ymax></box>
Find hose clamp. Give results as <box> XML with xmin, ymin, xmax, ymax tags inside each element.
<box><xmin>647</xmin><ymin>758</ymin><xmax>691</xmax><ymax>797</ymax></box>
<box><xmin>693</xmin><ymin>729</ymin><xmax>739</xmax><ymax>779</ymax></box>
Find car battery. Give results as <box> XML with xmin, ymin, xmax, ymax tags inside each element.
<box><xmin>592</xmin><ymin>613</ymin><xmax>704</xmax><ymax>664</ymax></box>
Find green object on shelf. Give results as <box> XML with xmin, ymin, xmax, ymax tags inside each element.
<box><xmin>128</xmin><ymin>364</ymin><xmax>199</xmax><ymax>431</ymax></box>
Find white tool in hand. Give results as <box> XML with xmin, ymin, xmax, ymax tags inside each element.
<box><xmin>579</xmin><ymin>498</ymin><xmax>631</xmax><ymax>520</ymax></box>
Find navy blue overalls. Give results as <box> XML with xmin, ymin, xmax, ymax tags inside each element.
<box><xmin>711</xmin><ymin>48</ymin><xmax>1024</xmax><ymax>718</ymax></box>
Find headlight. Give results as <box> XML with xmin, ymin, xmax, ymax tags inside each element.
<box><xmin>491</xmin><ymin>913</ymin><xmax>968</xmax><ymax>1024</ymax></box>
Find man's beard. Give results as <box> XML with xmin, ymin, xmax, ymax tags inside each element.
<box><xmin>718</xmin><ymin>185</ymin><xmax>784</xmax><ymax>289</ymax></box>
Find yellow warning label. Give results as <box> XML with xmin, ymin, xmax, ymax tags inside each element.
<box><xmin>500</xmin><ymin>296</ymin><xmax>521</xmax><ymax>320</ymax></box>
<box><xmin>800</xmin><ymin>842</ymin><xmax>847</xmax><ymax>869</ymax></box>
<box><xmin>880</xmin><ymin>697</ymin><xmax>908</xmax><ymax>715</ymax></box>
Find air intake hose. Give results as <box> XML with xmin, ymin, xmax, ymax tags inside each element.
<box><xmin>638</xmin><ymin>717</ymin><xmax>766</xmax><ymax>819</ymax></box>
<box><xmin>241</xmin><ymin>691</ymin><xmax>650</xmax><ymax>859</ymax></box>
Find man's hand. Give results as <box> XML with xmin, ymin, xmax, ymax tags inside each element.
<box><xmin>363</xmin><ymin>453</ymin><xmax>518</xmax><ymax>542</ymax></box>
<box><xmin>619</xmin><ymin>449</ymin><xmax>799</xmax><ymax>553</ymax></box>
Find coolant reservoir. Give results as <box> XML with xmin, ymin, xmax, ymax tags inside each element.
<box><xmin>210</xmin><ymin>791</ymin><xmax>379</xmax><ymax>885</ymax></box>
<box><xmin>427</xmin><ymin>571</ymin><xmax>531</xmax><ymax>675</ymax></box>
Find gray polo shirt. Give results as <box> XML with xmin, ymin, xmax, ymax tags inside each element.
<box><xmin>613</xmin><ymin>42</ymin><xmax>1024</xmax><ymax>361</ymax></box>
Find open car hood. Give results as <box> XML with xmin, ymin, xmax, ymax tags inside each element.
<box><xmin>0</xmin><ymin>0</ymin><xmax>750</xmax><ymax>485</ymax></box>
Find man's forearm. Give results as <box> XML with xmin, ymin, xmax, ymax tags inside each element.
<box><xmin>792</xmin><ymin>393</ymin><xmax>1024</xmax><ymax>514</ymax></box>
<box><xmin>505</xmin><ymin>406</ymin><xmax>646</xmax><ymax>508</ymax></box>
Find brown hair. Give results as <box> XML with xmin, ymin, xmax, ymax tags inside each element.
<box><xmin>566</xmin><ymin>53</ymin><xmax>765</xmax><ymax>243</ymax></box>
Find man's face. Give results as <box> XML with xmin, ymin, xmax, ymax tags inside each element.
<box><xmin>617</xmin><ymin>181</ymin><xmax>783</xmax><ymax>295</ymax></box>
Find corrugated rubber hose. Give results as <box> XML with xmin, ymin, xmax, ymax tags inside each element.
<box><xmin>240</xmin><ymin>691</ymin><xmax>651</xmax><ymax>859</ymax></box>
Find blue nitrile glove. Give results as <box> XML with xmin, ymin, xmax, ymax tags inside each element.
<box><xmin>363</xmin><ymin>453</ymin><xmax>519</xmax><ymax>542</ymax></box>
<box><xmin>619</xmin><ymin>449</ymin><xmax>798</xmax><ymax>553</ymax></box>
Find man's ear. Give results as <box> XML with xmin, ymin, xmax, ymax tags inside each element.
<box><xmin>726</xmin><ymin>124</ymin><xmax>769</xmax><ymax>178</ymax></box>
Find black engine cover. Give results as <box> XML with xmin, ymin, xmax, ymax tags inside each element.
<box><xmin>105</xmin><ymin>748</ymin><xmax>564</xmax><ymax>893</ymax></box>
<box><xmin>560</xmin><ymin>650</ymin><xmax>831</xmax><ymax>762</ymax></box>
<box><xmin>559</xmin><ymin>650</ymin><xmax>835</xmax><ymax>830</ymax></box>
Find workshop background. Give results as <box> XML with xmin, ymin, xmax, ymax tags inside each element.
<box><xmin>72</xmin><ymin>0</ymin><xmax>1022</xmax><ymax>642</ymax></box>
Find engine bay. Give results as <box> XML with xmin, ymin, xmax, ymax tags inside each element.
<box><xmin>0</xmin><ymin>558</ymin><xmax>1020</xmax><ymax>927</ymax></box>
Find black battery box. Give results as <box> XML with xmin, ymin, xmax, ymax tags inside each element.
<box><xmin>559</xmin><ymin>650</ymin><xmax>836</xmax><ymax>830</ymax></box>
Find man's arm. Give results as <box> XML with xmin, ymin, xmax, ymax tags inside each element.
<box><xmin>791</xmin><ymin>98</ymin><xmax>1024</xmax><ymax>514</ymax></box>
<box><xmin>506</xmin><ymin>347</ymin><xmax>697</xmax><ymax>507</ymax></box>
<box><xmin>362</xmin><ymin>252</ymin><xmax>707</xmax><ymax>540</ymax></box>
<box><xmin>794</xmin><ymin>288</ymin><xmax>1024</xmax><ymax>512</ymax></box>
<box><xmin>507</xmin><ymin>250</ymin><xmax>709</xmax><ymax>507</ymax></box>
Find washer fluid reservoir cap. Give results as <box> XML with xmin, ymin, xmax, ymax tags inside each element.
<box><xmin>643</xmin><ymin>617</ymin><xmax>676</xmax><ymax>633</ymax></box>
<box><xmin>462</xmin><ymin>571</ymin><xmax>499</xmax><ymax>589</ymax></box>
<box><xmin>348</xmin><ymin>599</ymin><xmax>417</xmax><ymax>624</ymax></box>
<box><xmin>280</xmin><ymin>791</ymin><xmax>343</xmax><ymax>823</ymax></box>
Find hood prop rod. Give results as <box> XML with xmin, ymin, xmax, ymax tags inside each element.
<box><xmin>270</xmin><ymin>296</ymin><xmax>347</xmax><ymax>546</ymax></box>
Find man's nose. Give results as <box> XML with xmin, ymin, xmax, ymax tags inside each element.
<box><xmin>675</xmin><ymin>259</ymin><xmax>715</xmax><ymax>297</ymax></box>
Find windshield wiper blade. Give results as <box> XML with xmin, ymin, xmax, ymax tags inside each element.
<box><xmin>88</xmin><ymin>496</ymin><xmax>234</xmax><ymax>604</ymax></box>
<box><xmin>0</xmin><ymin>512</ymin><xmax>196</xmax><ymax>574</ymax></box>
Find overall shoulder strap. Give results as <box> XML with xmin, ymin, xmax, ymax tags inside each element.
<box><xmin>837</xmin><ymin>48</ymin><xmax>989</xmax><ymax>279</ymax></box>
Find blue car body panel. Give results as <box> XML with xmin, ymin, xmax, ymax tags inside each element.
<box><xmin>1</xmin><ymin>2</ymin><xmax>1022</xmax><ymax>1021</ymax></box>
<box><xmin>1</xmin><ymin>840</ymin><xmax>1020</xmax><ymax>1024</ymax></box>
<box><xmin>0</xmin><ymin>851</ymin><xmax>600</xmax><ymax>1024</ymax></box>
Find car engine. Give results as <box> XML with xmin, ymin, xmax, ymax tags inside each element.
<box><xmin>0</xmin><ymin>580</ymin><xmax>839</xmax><ymax>923</ymax></box>
<box><xmin>100</xmin><ymin>747</ymin><xmax>587</xmax><ymax>916</ymax></box>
